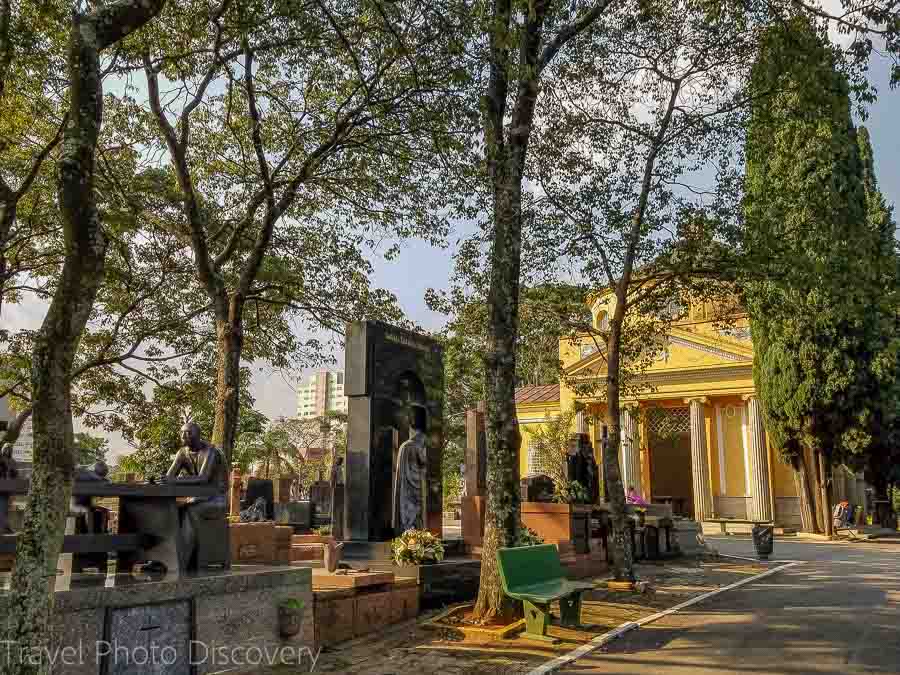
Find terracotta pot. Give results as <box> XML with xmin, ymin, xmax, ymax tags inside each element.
<box><xmin>278</xmin><ymin>604</ymin><xmax>304</xmax><ymax>638</ymax></box>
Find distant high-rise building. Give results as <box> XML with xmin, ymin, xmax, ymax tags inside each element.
<box><xmin>296</xmin><ymin>369</ymin><xmax>347</xmax><ymax>419</ymax></box>
<box><xmin>0</xmin><ymin>394</ymin><xmax>32</xmax><ymax>464</ymax></box>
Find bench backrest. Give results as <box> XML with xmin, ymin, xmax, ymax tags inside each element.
<box><xmin>496</xmin><ymin>544</ymin><xmax>564</xmax><ymax>593</ymax></box>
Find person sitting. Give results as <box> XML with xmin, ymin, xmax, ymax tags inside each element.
<box><xmin>626</xmin><ymin>485</ymin><xmax>648</xmax><ymax>506</ymax></box>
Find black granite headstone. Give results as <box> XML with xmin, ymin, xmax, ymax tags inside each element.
<box><xmin>521</xmin><ymin>474</ymin><xmax>555</xmax><ymax>502</ymax></box>
<box><xmin>344</xmin><ymin>321</ymin><xmax>444</xmax><ymax>545</ymax></box>
<box><xmin>242</xmin><ymin>478</ymin><xmax>274</xmax><ymax>520</ymax></box>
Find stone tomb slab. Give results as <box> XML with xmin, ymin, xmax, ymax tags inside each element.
<box><xmin>311</xmin><ymin>568</ymin><xmax>394</xmax><ymax>590</ymax></box>
<box><xmin>105</xmin><ymin>600</ymin><xmax>191</xmax><ymax>675</ymax></box>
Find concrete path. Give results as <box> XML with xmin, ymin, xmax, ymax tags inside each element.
<box><xmin>561</xmin><ymin>537</ymin><xmax>900</xmax><ymax>674</ymax></box>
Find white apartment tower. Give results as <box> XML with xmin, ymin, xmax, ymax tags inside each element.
<box><xmin>296</xmin><ymin>369</ymin><xmax>347</xmax><ymax>419</ymax></box>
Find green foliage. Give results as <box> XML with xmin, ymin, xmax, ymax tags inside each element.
<box><xmin>73</xmin><ymin>432</ymin><xmax>109</xmax><ymax>466</ymax></box>
<box><xmin>513</xmin><ymin>524</ymin><xmax>544</xmax><ymax>547</ymax></box>
<box><xmin>116</xmin><ymin>358</ymin><xmax>267</xmax><ymax>479</ymax></box>
<box><xmin>278</xmin><ymin>598</ymin><xmax>305</xmax><ymax>612</ymax></box>
<box><xmin>390</xmin><ymin>528</ymin><xmax>445</xmax><ymax>567</ymax></box>
<box><xmin>432</xmin><ymin>283</ymin><xmax>589</xmax><ymax>495</ymax></box>
<box><xmin>743</xmin><ymin>17</ymin><xmax>895</xmax><ymax>479</ymax></box>
<box><xmin>313</xmin><ymin>525</ymin><xmax>331</xmax><ymax>536</ymax></box>
<box><xmin>526</xmin><ymin>406</ymin><xmax>578</xmax><ymax>490</ymax></box>
<box><xmin>553</xmin><ymin>480</ymin><xmax>589</xmax><ymax>505</ymax></box>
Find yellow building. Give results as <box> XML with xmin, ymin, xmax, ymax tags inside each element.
<box><xmin>514</xmin><ymin>293</ymin><xmax>866</xmax><ymax>531</ymax></box>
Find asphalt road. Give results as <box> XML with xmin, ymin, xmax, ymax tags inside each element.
<box><xmin>561</xmin><ymin>537</ymin><xmax>900</xmax><ymax>674</ymax></box>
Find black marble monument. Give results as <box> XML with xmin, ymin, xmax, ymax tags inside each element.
<box><xmin>343</xmin><ymin>321</ymin><xmax>443</xmax><ymax>557</ymax></box>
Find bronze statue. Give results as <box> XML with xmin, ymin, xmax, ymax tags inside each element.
<box><xmin>162</xmin><ymin>421</ymin><xmax>227</xmax><ymax>570</ymax></box>
<box><xmin>0</xmin><ymin>442</ymin><xmax>18</xmax><ymax>533</ymax></box>
<box><xmin>392</xmin><ymin>424</ymin><xmax>427</xmax><ymax>533</ymax></box>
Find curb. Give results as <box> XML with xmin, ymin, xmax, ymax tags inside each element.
<box><xmin>526</xmin><ymin>561</ymin><xmax>803</xmax><ymax>675</ymax></box>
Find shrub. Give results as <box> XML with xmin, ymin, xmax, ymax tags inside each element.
<box><xmin>390</xmin><ymin>529</ymin><xmax>445</xmax><ymax>566</ymax></box>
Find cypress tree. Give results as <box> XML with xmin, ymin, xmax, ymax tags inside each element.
<box><xmin>743</xmin><ymin>17</ymin><xmax>875</xmax><ymax>533</ymax></box>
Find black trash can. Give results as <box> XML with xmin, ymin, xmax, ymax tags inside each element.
<box><xmin>751</xmin><ymin>523</ymin><xmax>774</xmax><ymax>560</ymax></box>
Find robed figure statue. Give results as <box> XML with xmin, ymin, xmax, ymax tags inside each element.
<box><xmin>392</xmin><ymin>424</ymin><xmax>427</xmax><ymax>533</ymax></box>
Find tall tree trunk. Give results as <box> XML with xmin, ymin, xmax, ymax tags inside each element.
<box><xmin>5</xmin><ymin>17</ymin><xmax>108</xmax><ymax>673</ymax></box>
<box><xmin>2</xmin><ymin>5</ymin><xmax>163</xmax><ymax>671</ymax></box>
<box><xmin>605</xmin><ymin>316</ymin><xmax>635</xmax><ymax>581</ymax></box>
<box><xmin>211</xmin><ymin>294</ymin><xmax>244</xmax><ymax>463</ymax></box>
<box><xmin>790</xmin><ymin>452</ymin><xmax>818</xmax><ymax>533</ymax></box>
<box><xmin>817</xmin><ymin>450</ymin><xmax>833</xmax><ymax>538</ymax></box>
<box><xmin>473</xmin><ymin>173</ymin><xmax>524</xmax><ymax>622</ymax></box>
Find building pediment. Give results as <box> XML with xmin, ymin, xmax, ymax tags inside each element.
<box><xmin>565</xmin><ymin>327</ymin><xmax>752</xmax><ymax>379</ymax></box>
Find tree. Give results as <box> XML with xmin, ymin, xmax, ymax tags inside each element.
<box><xmin>742</xmin><ymin>17</ymin><xmax>883</xmax><ymax>535</ymax></box>
<box><xmin>73</xmin><ymin>432</ymin><xmax>108</xmax><ymax>466</ymax></box>
<box><xmin>469</xmin><ymin>0</ymin><xmax>624</xmax><ymax>621</ymax></box>
<box><xmin>114</xmin><ymin>355</ymin><xmax>267</xmax><ymax>479</ymax></box>
<box><xmin>526</xmin><ymin>406</ymin><xmax>578</xmax><ymax>495</ymax></box>
<box><xmin>524</xmin><ymin>0</ymin><xmax>754</xmax><ymax>579</ymax></box>
<box><xmin>131</xmin><ymin>0</ymin><xmax>464</xmax><ymax>464</ymax></box>
<box><xmin>2</xmin><ymin>2</ymin><xmax>169</xmax><ymax>672</ymax></box>
<box><xmin>432</xmin><ymin>283</ymin><xmax>589</xmax><ymax>500</ymax></box>
<box><xmin>233</xmin><ymin>426</ymin><xmax>297</xmax><ymax>478</ymax></box>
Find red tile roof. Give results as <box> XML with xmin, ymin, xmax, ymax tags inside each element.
<box><xmin>514</xmin><ymin>384</ymin><xmax>560</xmax><ymax>404</ymax></box>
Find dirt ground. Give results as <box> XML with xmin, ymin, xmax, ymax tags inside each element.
<box><xmin>241</xmin><ymin>555</ymin><xmax>767</xmax><ymax>675</ymax></box>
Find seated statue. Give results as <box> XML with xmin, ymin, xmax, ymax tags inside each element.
<box><xmin>162</xmin><ymin>421</ymin><xmax>227</xmax><ymax>571</ymax></box>
<box><xmin>0</xmin><ymin>443</ymin><xmax>18</xmax><ymax>534</ymax></box>
<box><xmin>69</xmin><ymin>460</ymin><xmax>111</xmax><ymax>534</ymax></box>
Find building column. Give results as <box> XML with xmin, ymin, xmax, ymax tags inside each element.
<box><xmin>687</xmin><ymin>397</ymin><xmax>713</xmax><ymax>522</ymax></box>
<box><xmin>620</xmin><ymin>407</ymin><xmax>642</xmax><ymax>495</ymax></box>
<box><xmin>744</xmin><ymin>395</ymin><xmax>773</xmax><ymax>522</ymax></box>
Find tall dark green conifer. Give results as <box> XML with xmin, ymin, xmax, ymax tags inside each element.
<box><xmin>743</xmin><ymin>17</ymin><xmax>876</xmax><ymax>534</ymax></box>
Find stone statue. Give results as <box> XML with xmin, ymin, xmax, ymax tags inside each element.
<box><xmin>239</xmin><ymin>496</ymin><xmax>268</xmax><ymax>522</ymax></box>
<box><xmin>162</xmin><ymin>421</ymin><xmax>227</xmax><ymax>570</ymax></box>
<box><xmin>69</xmin><ymin>461</ymin><xmax>111</xmax><ymax>534</ymax></box>
<box><xmin>0</xmin><ymin>443</ymin><xmax>18</xmax><ymax>533</ymax></box>
<box><xmin>329</xmin><ymin>456</ymin><xmax>344</xmax><ymax>540</ymax></box>
<box><xmin>392</xmin><ymin>425</ymin><xmax>427</xmax><ymax>533</ymax></box>
<box><xmin>567</xmin><ymin>436</ymin><xmax>600</xmax><ymax>504</ymax></box>
<box><xmin>289</xmin><ymin>477</ymin><xmax>301</xmax><ymax>502</ymax></box>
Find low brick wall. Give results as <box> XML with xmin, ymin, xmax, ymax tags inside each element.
<box><xmin>313</xmin><ymin>578</ymin><xmax>419</xmax><ymax>649</ymax></box>
<box><xmin>229</xmin><ymin>522</ymin><xmax>276</xmax><ymax>564</ymax></box>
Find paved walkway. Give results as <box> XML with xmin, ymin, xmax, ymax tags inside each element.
<box><xmin>562</xmin><ymin>537</ymin><xmax>900</xmax><ymax>674</ymax></box>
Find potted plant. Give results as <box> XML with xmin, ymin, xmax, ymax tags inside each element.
<box><xmin>390</xmin><ymin>529</ymin><xmax>445</xmax><ymax>567</ymax></box>
<box><xmin>277</xmin><ymin>598</ymin><xmax>305</xmax><ymax>638</ymax></box>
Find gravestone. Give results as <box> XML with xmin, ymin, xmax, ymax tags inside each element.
<box><xmin>465</xmin><ymin>404</ymin><xmax>487</xmax><ymax>498</ymax></box>
<box><xmin>243</xmin><ymin>478</ymin><xmax>274</xmax><ymax>519</ymax></box>
<box><xmin>105</xmin><ymin>600</ymin><xmax>191</xmax><ymax>674</ymax></box>
<box><xmin>344</xmin><ymin>321</ymin><xmax>443</xmax><ymax>555</ymax></box>
<box><xmin>521</xmin><ymin>474</ymin><xmax>555</xmax><ymax>502</ymax></box>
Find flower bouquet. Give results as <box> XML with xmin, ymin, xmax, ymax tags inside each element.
<box><xmin>390</xmin><ymin>528</ymin><xmax>445</xmax><ymax>567</ymax></box>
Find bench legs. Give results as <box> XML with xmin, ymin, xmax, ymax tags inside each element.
<box><xmin>559</xmin><ymin>593</ymin><xmax>583</xmax><ymax>628</ymax></box>
<box><xmin>521</xmin><ymin>592</ymin><xmax>589</xmax><ymax>642</ymax></box>
<box><xmin>522</xmin><ymin>600</ymin><xmax>558</xmax><ymax>643</ymax></box>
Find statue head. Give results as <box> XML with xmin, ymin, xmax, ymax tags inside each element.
<box><xmin>0</xmin><ymin>443</ymin><xmax>12</xmax><ymax>460</ymax></box>
<box><xmin>92</xmin><ymin>461</ymin><xmax>109</xmax><ymax>479</ymax></box>
<box><xmin>180</xmin><ymin>421</ymin><xmax>202</xmax><ymax>451</ymax></box>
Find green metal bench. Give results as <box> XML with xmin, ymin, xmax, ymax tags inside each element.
<box><xmin>497</xmin><ymin>544</ymin><xmax>595</xmax><ymax>642</ymax></box>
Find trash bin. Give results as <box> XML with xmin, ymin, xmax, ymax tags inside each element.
<box><xmin>751</xmin><ymin>523</ymin><xmax>774</xmax><ymax>560</ymax></box>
